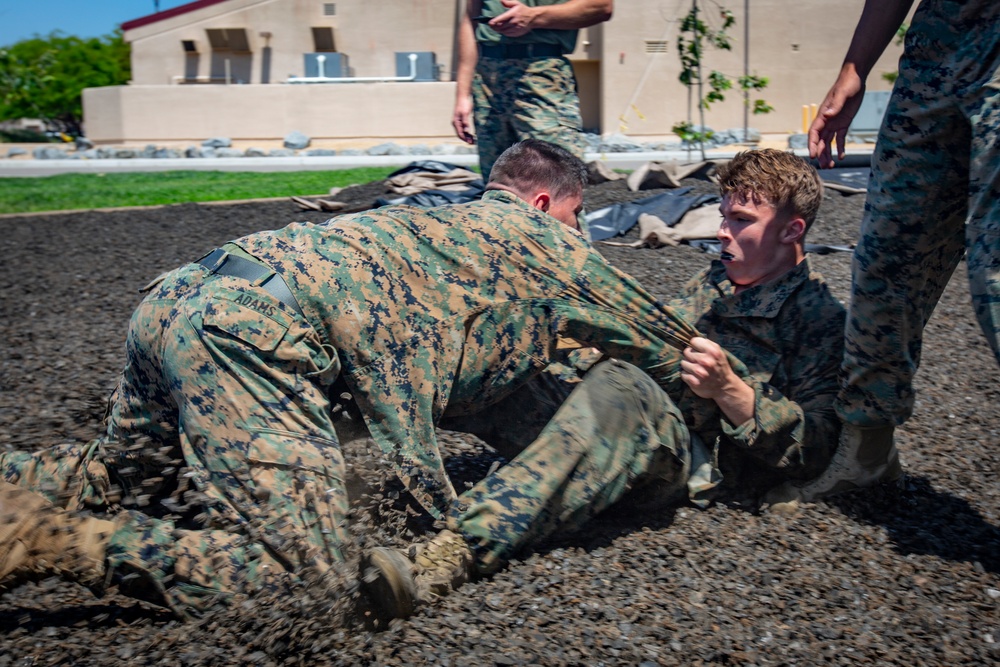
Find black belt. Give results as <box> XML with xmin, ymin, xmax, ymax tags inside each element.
<box><xmin>197</xmin><ymin>247</ymin><xmax>304</xmax><ymax>318</ymax></box>
<box><xmin>478</xmin><ymin>43</ymin><xmax>565</xmax><ymax>59</ymax></box>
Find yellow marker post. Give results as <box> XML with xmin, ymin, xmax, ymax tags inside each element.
<box><xmin>802</xmin><ymin>105</ymin><xmax>809</xmax><ymax>134</ymax></box>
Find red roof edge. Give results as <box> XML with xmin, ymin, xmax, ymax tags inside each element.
<box><xmin>121</xmin><ymin>0</ymin><xmax>233</xmax><ymax>32</ymax></box>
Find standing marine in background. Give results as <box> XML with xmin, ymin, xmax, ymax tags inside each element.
<box><xmin>453</xmin><ymin>0</ymin><xmax>613</xmax><ymax>179</ymax></box>
<box><xmin>774</xmin><ymin>0</ymin><xmax>1000</xmax><ymax>505</ymax></box>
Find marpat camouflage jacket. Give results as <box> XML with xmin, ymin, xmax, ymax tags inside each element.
<box><xmin>671</xmin><ymin>258</ymin><xmax>846</xmax><ymax>498</ymax></box>
<box><xmin>237</xmin><ymin>190</ymin><xmax>701</xmax><ymax>516</ymax></box>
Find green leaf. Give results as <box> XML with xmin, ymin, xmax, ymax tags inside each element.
<box><xmin>0</xmin><ymin>30</ymin><xmax>130</xmax><ymax>134</ymax></box>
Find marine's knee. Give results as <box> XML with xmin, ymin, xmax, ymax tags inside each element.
<box><xmin>582</xmin><ymin>359</ymin><xmax>667</xmax><ymax>417</ymax></box>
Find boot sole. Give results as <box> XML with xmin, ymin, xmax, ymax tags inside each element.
<box><xmin>361</xmin><ymin>547</ymin><xmax>417</xmax><ymax>620</ymax></box>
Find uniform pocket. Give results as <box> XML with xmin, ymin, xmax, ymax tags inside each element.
<box><xmin>247</xmin><ymin>430</ymin><xmax>349</xmax><ymax>565</ymax></box>
<box><xmin>714</xmin><ymin>334</ymin><xmax>780</xmax><ymax>386</ymax></box>
<box><xmin>202</xmin><ymin>292</ymin><xmax>290</xmax><ymax>352</ymax></box>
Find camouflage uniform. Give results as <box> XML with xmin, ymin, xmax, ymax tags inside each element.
<box><xmin>449</xmin><ymin>258</ymin><xmax>846</xmax><ymax>571</ymax></box>
<box><xmin>837</xmin><ymin>0</ymin><xmax>1000</xmax><ymax>427</ymax></box>
<box><xmin>2</xmin><ymin>190</ymin><xmax>709</xmax><ymax>617</ymax></box>
<box><xmin>473</xmin><ymin>0</ymin><xmax>588</xmax><ymax>178</ymax></box>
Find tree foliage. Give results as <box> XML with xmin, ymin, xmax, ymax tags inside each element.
<box><xmin>0</xmin><ymin>31</ymin><xmax>130</xmax><ymax>136</ymax></box>
<box><xmin>673</xmin><ymin>2</ymin><xmax>772</xmax><ymax>158</ymax></box>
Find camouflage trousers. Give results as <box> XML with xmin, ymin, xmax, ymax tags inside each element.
<box><xmin>2</xmin><ymin>359</ymin><xmax>696</xmax><ymax>610</ymax></box>
<box><xmin>836</xmin><ymin>5</ymin><xmax>1000</xmax><ymax>427</ymax></box>
<box><xmin>445</xmin><ymin>359</ymin><xmax>695</xmax><ymax>574</ymax></box>
<box><xmin>473</xmin><ymin>55</ymin><xmax>587</xmax><ymax>179</ymax></box>
<box><xmin>2</xmin><ymin>259</ymin><xmax>350</xmax><ymax>616</ymax></box>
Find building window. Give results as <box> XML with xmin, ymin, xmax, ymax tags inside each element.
<box><xmin>204</xmin><ymin>28</ymin><xmax>252</xmax><ymax>84</ymax></box>
<box><xmin>205</xmin><ymin>28</ymin><xmax>251</xmax><ymax>53</ymax></box>
<box><xmin>181</xmin><ymin>40</ymin><xmax>197</xmax><ymax>53</ymax></box>
<box><xmin>644</xmin><ymin>40</ymin><xmax>668</xmax><ymax>54</ymax></box>
<box><xmin>323</xmin><ymin>3</ymin><xmax>336</xmax><ymax>16</ymax></box>
<box><xmin>312</xmin><ymin>27</ymin><xmax>336</xmax><ymax>52</ymax></box>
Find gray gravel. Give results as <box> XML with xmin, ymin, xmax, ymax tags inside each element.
<box><xmin>0</xmin><ymin>177</ymin><xmax>998</xmax><ymax>665</ymax></box>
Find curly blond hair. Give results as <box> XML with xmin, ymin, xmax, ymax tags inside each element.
<box><xmin>716</xmin><ymin>149</ymin><xmax>823</xmax><ymax>229</ymax></box>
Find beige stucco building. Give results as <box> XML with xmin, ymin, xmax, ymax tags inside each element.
<box><xmin>82</xmin><ymin>0</ymin><xmax>906</xmax><ymax>146</ymax></box>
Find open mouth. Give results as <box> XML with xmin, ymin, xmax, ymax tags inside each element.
<box><xmin>720</xmin><ymin>251</ymin><xmax>735</xmax><ymax>261</ymax></box>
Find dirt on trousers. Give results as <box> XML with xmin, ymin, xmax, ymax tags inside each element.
<box><xmin>0</xmin><ymin>176</ymin><xmax>998</xmax><ymax>666</ymax></box>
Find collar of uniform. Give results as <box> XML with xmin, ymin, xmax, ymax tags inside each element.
<box><xmin>708</xmin><ymin>257</ymin><xmax>812</xmax><ymax>319</ymax></box>
<box><xmin>481</xmin><ymin>188</ymin><xmax>522</xmax><ymax>206</ymax></box>
<box><xmin>479</xmin><ymin>187</ymin><xmax>588</xmax><ymax>240</ymax></box>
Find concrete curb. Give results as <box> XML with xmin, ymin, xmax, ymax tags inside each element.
<box><xmin>0</xmin><ymin>149</ymin><xmax>875</xmax><ymax>178</ymax></box>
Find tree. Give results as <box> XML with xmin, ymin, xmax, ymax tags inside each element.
<box><xmin>673</xmin><ymin>1</ymin><xmax>772</xmax><ymax>160</ymax></box>
<box><xmin>0</xmin><ymin>30</ymin><xmax>131</xmax><ymax>136</ymax></box>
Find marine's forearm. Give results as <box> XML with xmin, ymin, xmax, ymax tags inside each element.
<box><xmin>842</xmin><ymin>0</ymin><xmax>913</xmax><ymax>80</ymax></box>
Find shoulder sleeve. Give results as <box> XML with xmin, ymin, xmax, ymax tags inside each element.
<box><xmin>553</xmin><ymin>257</ymin><xmax>703</xmax><ymax>391</ymax></box>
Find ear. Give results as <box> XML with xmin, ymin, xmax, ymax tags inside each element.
<box><xmin>782</xmin><ymin>217</ymin><xmax>806</xmax><ymax>244</ymax></box>
<box><xmin>530</xmin><ymin>191</ymin><xmax>552</xmax><ymax>213</ymax></box>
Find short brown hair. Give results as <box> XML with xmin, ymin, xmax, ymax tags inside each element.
<box><xmin>488</xmin><ymin>139</ymin><xmax>587</xmax><ymax>202</ymax></box>
<box><xmin>716</xmin><ymin>149</ymin><xmax>823</xmax><ymax>229</ymax></box>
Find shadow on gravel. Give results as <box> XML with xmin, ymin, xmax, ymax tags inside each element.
<box><xmin>826</xmin><ymin>475</ymin><xmax>1000</xmax><ymax>573</ymax></box>
<box><xmin>442</xmin><ymin>445</ymin><xmax>1000</xmax><ymax>576</ymax></box>
<box><xmin>0</xmin><ymin>599</ymin><xmax>174</xmax><ymax>632</ymax></box>
<box><xmin>527</xmin><ymin>490</ymin><xmax>683</xmax><ymax>559</ymax></box>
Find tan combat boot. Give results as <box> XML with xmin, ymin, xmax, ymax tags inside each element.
<box><xmin>362</xmin><ymin>529</ymin><xmax>475</xmax><ymax>619</ymax></box>
<box><xmin>0</xmin><ymin>480</ymin><xmax>117</xmax><ymax>587</ymax></box>
<box><xmin>766</xmin><ymin>424</ymin><xmax>902</xmax><ymax>513</ymax></box>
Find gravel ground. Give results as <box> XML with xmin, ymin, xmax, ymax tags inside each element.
<box><xmin>1</xmin><ymin>174</ymin><xmax>998</xmax><ymax>666</ymax></box>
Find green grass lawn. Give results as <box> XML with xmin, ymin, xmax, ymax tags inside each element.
<box><xmin>0</xmin><ymin>168</ymin><xmax>399</xmax><ymax>214</ymax></box>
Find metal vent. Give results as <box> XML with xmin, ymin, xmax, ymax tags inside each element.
<box><xmin>323</xmin><ymin>3</ymin><xmax>336</xmax><ymax>15</ymax></box>
<box><xmin>644</xmin><ymin>40</ymin><xmax>669</xmax><ymax>53</ymax></box>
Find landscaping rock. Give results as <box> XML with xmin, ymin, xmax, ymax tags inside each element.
<box><xmin>202</xmin><ymin>137</ymin><xmax>232</xmax><ymax>148</ymax></box>
<box><xmin>284</xmin><ymin>131</ymin><xmax>311</xmax><ymax>150</ymax></box>
<box><xmin>722</xmin><ymin>126</ymin><xmax>762</xmax><ymax>144</ymax></box>
<box><xmin>366</xmin><ymin>142</ymin><xmax>408</xmax><ymax>156</ymax></box>
<box><xmin>32</xmin><ymin>146</ymin><xmax>69</xmax><ymax>159</ymax></box>
<box><xmin>788</xmin><ymin>133</ymin><xmax>809</xmax><ymax>149</ymax></box>
<box><xmin>597</xmin><ymin>133</ymin><xmax>646</xmax><ymax>153</ymax></box>
<box><xmin>153</xmin><ymin>148</ymin><xmax>182</xmax><ymax>159</ymax></box>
